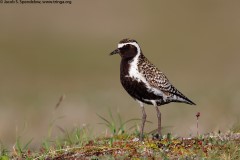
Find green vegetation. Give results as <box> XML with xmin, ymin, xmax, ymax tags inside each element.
<box><xmin>0</xmin><ymin>113</ymin><xmax>239</xmax><ymax>160</ymax></box>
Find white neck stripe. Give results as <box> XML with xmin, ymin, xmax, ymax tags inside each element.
<box><xmin>118</xmin><ymin>42</ymin><xmax>141</xmax><ymax>55</ymax></box>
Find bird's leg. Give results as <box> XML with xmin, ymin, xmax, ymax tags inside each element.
<box><xmin>155</xmin><ymin>106</ymin><xmax>162</xmax><ymax>137</ymax></box>
<box><xmin>140</xmin><ymin>103</ymin><xmax>146</xmax><ymax>141</ymax></box>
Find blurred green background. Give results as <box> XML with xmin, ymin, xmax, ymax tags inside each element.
<box><xmin>0</xmin><ymin>1</ymin><xmax>240</xmax><ymax>148</ymax></box>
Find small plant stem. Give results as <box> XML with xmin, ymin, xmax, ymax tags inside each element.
<box><xmin>197</xmin><ymin>117</ymin><xmax>199</xmax><ymax>135</ymax></box>
<box><xmin>196</xmin><ymin>112</ymin><xmax>200</xmax><ymax>136</ymax></box>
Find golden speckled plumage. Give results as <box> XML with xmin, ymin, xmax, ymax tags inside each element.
<box><xmin>137</xmin><ymin>54</ymin><xmax>195</xmax><ymax>105</ymax></box>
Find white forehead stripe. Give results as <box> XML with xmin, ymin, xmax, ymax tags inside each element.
<box><xmin>118</xmin><ymin>42</ymin><xmax>141</xmax><ymax>54</ymax></box>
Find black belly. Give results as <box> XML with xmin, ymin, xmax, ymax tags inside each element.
<box><xmin>120</xmin><ymin>76</ymin><xmax>167</xmax><ymax>105</ymax></box>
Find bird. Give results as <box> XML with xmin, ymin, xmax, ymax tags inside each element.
<box><xmin>110</xmin><ymin>38</ymin><xmax>196</xmax><ymax>141</ymax></box>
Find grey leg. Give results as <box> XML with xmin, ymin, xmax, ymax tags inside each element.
<box><xmin>155</xmin><ymin>106</ymin><xmax>162</xmax><ymax>136</ymax></box>
<box><xmin>139</xmin><ymin>102</ymin><xmax>146</xmax><ymax>141</ymax></box>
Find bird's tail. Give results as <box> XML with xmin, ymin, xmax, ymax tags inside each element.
<box><xmin>180</xmin><ymin>96</ymin><xmax>196</xmax><ymax>105</ymax></box>
<box><xmin>169</xmin><ymin>87</ymin><xmax>196</xmax><ymax>105</ymax></box>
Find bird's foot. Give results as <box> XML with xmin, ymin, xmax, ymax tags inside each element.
<box><xmin>139</xmin><ymin>134</ymin><xmax>145</xmax><ymax>141</ymax></box>
<box><xmin>152</xmin><ymin>133</ymin><xmax>163</xmax><ymax>140</ymax></box>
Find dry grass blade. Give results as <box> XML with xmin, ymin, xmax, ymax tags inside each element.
<box><xmin>57</xmin><ymin>125</ymin><xmax>66</xmax><ymax>134</ymax></box>
<box><xmin>55</xmin><ymin>94</ymin><xmax>66</xmax><ymax>109</ymax></box>
<box><xmin>119</xmin><ymin>118</ymin><xmax>152</xmax><ymax>130</ymax></box>
<box><xmin>148</xmin><ymin>126</ymin><xmax>173</xmax><ymax>135</ymax></box>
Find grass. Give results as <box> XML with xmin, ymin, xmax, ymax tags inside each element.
<box><xmin>2</xmin><ymin>131</ymin><xmax>239</xmax><ymax>159</ymax></box>
<box><xmin>0</xmin><ymin>112</ymin><xmax>239</xmax><ymax>160</ymax></box>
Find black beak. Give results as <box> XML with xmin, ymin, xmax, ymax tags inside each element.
<box><xmin>110</xmin><ymin>48</ymin><xmax>120</xmax><ymax>56</ymax></box>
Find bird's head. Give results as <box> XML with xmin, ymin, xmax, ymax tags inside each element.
<box><xmin>110</xmin><ymin>38</ymin><xmax>141</xmax><ymax>59</ymax></box>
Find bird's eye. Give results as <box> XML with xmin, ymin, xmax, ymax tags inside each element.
<box><xmin>119</xmin><ymin>44</ymin><xmax>129</xmax><ymax>50</ymax></box>
<box><xmin>122</xmin><ymin>44</ymin><xmax>129</xmax><ymax>48</ymax></box>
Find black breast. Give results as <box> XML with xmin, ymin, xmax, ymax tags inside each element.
<box><xmin>120</xmin><ymin>58</ymin><xmax>164</xmax><ymax>105</ymax></box>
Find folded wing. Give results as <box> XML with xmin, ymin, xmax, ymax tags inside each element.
<box><xmin>139</xmin><ymin>57</ymin><xmax>195</xmax><ymax>105</ymax></box>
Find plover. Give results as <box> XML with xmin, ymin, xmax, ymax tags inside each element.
<box><xmin>110</xmin><ymin>38</ymin><xmax>195</xmax><ymax>140</ymax></box>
